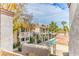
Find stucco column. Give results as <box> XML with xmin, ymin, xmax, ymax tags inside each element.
<box><xmin>0</xmin><ymin>8</ymin><xmax>14</xmax><ymax>51</ymax></box>
<box><xmin>69</xmin><ymin>3</ymin><xmax>79</xmax><ymax>55</ymax></box>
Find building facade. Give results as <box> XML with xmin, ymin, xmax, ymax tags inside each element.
<box><xmin>0</xmin><ymin>7</ymin><xmax>14</xmax><ymax>51</ymax></box>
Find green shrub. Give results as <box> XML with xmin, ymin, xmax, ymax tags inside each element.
<box><xmin>13</xmin><ymin>43</ymin><xmax>17</xmax><ymax>49</ymax></box>
<box><xmin>29</xmin><ymin>37</ymin><xmax>34</xmax><ymax>43</ymax></box>
<box><xmin>13</xmin><ymin>44</ymin><xmax>16</xmax><ymax>49</ymax></box>
<box><xmin>37</xmin><ymin>40</ymin><xmax>41</xmax><ymax>43</ymax></box>
<box><xmin>16</xmin><ymin>41</ymin><xmax>21</xmax><ymax>46</ymax></box>
<box><xmin>13</xmin><ymin>41</ymin><xmax>21</xmax><ymax>49</ymax></box>
<box><xmin>18</xmin><ymin>44</ymin><xmax>22</xmax><ymax>52</ymax></box>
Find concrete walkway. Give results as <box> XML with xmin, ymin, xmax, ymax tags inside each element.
<box><xmin>22</xmin><ymin>43</ymin><xmax>50</xmax><ymax>56</ymax></box>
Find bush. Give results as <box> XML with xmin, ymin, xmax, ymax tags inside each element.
<box><xmin>29</xmin><ymin>37</ymin><xmax>34</xmax><ymax>43</ymax></box>
<box><xmin>37</xmin><ymin>40</ymin><xmax>41</xmax><ymax>43</ymax></box>
<box><xmin>16</xmin><ymin>41</ymin><xmax>21</xmax><ymax>46</ymax></box>
<box><xmin>49</xmin><ymin>54</ymin><xmax>56</xmax><ymax>56</ymax></box>
<box><xmin>18</xmin><ymin>44</ymin><xmax>22</xmax><ymax>52</ymax></box>
<box><xmin>13</xmin><ymin>41</ymin><xmax>21</xmax><ymax>49</ymax></box>
<box><xmin>13</xmin><ymin>43</ymin><xmax>17</xmax><ymax>49</ymax></box>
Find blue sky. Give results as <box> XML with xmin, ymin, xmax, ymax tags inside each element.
<box><xmin>23</xmin><ymin>3</ymin><xmax>69</xmax><ymax>28</ymax></box>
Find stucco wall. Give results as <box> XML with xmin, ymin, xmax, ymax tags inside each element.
<box><xmin>69</xmin><ymin>3</ymin><xmax>77</xmax><ymax>27</ymax></box>
<box><xmin>1</xmin><ymin>14</ymin><xmax>13</xmax><ymax>51</ymax></box>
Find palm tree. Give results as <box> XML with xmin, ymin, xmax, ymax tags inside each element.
<box><xmin>61</xmin><ymin>21</ymin><xmax>67</xmax><ymax>26</ymax></box>
<box><xmin>61</xmin><ymin>21</ymin><xmax>69</xmax><ymax>35</ymax></box>
<box><xmin>12</xmin><ymin>4</ymin><xmax>22</xmax><ymax>48</ymax></box>
<box><xmin>49</xmin><ymin>21</ymin><xmax>59</xmax><ymax>35</ymax></box>
<box><xmin>13</xmin><ymin>3</ymin><xmax>23</xmax><ymax>32</ymax></box>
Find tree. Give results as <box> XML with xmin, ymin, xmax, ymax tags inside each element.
<box><xmin>61</xmin><ymin>21</ymin><xmax>67</xmax><ymax>27</ymax></box>
<box><xmin>13</xmin><ymin>19</ymin><xmax>21</xmax><ymax>31</ymax></box>
<box><xmin>49</xmin><ymin>21</ymin><xmax>59</xmax><ymax>34</ymax></box>
<box><xmin>61</xmin><ymin>21</ymin><xmax>69</xmax><ymax>34</ymax></box>
<box><xmin>13</xmin><ymin>4</ymin><xmax>22</xmax><ymax>32</ymax></box>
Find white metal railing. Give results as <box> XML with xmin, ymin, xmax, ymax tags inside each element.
<box><xmin>23</xmin><ymin>43</ymin><xmax>49</xmax><ymax>49</ymax></box>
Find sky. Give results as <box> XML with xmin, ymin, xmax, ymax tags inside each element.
<box><xmin>23</xmin><ymin>3</ymin><xmax>69</xmax><ymax>28</ymax></box>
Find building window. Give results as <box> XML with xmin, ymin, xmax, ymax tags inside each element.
<box><xmin>21</xmin><ymin>38</ymin><xmax>25</xmax><ymax>41</ymax></box>
<box><xmin>26</xmin><ymin>37</ymin><xmax>29</xmax><ymax>41</ymax></box>
<box><xmin>21</xmin><ymin>27</ymin><xmax>25</xmax><ymax>32</ymax></box>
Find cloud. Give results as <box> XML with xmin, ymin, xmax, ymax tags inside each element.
<box><xmin>23</xmin><ymin>3</ymin><xmax>69</xmax><ymax>27</ymax></box>
<box><xmin>52</xmin><ymin>3</ymin><xmax>68</xmax><ymax>10</ymax></box>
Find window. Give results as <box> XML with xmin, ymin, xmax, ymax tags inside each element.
<box><xmin>26</xmin><ymin>38</ymin><xmax>28</xmax><ymax>41</ymax></box>
<box><xmin>21</xmin><ymin>38</ymin><xmax>25</xmax><ymax>41</ymax></box>
<box><xmin>21</xmin><ymin>27</ymin><xmax>25</xmax><ymax>32</ymax></box>
<box><xmin>26</xmin><ymin>37</ymin><xmax>29</xmax><ymax>41</ymax></box>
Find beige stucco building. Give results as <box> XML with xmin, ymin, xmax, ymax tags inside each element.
<box><xmin>0</xmin><ymin>8</ymin><xmax>14</xmax><ymax>51</ymax></box>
